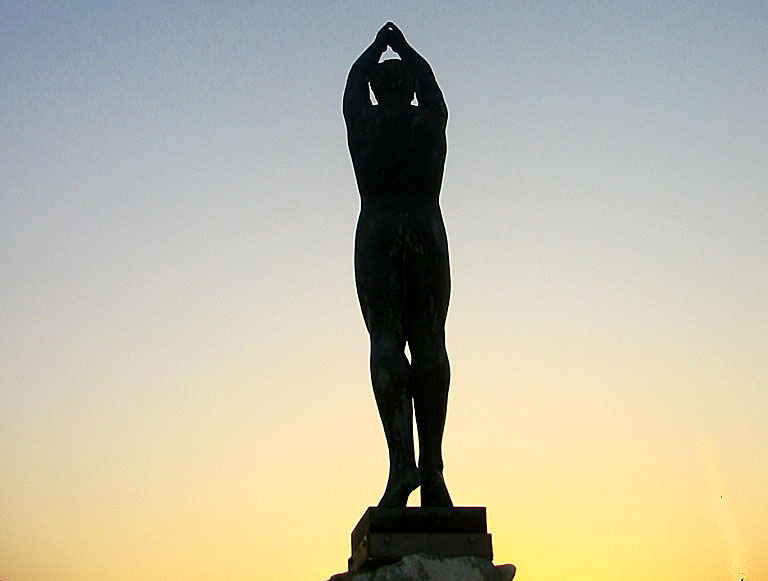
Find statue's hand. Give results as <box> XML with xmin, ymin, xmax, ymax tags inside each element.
<box><xmin>385</xmin><ymin>22</ymin><xmax>407</xmax><ymax>51</ymax></box>
<box><xmin>375</xmin><ymin>23</ymin><xmax>392</xmax><ymax>48</ymax></box>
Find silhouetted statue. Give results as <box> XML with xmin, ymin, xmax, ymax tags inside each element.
<box><xmin>344</xmin><ymin>23</ymin><xmax>452</xmax><ymax>507</ymax></box>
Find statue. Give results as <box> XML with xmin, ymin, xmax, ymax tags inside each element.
<box><xmin>343</xmin><ymin>23</ymin><xmax>452</xmax><ymax>507</ymax></box>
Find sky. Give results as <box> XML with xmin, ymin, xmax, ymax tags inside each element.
<box><xmin>1</xmin><ymin>2</ymin><xmax>766</xmax><ymax>579</ymax></box>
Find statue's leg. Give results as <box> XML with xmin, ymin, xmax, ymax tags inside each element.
<box><xmin>355</xmin><ymin>218</ymin><xmax>420</xmax><ymax>507</ymax></box>
<box><xmin>368</xmin><ymin>331</ymin><xmax>420</xmax><ymax>506</ymax></box>
<box><xmin>405</xmin><ymin>218</ymin><xmax>453</xmax><ymax>507</ymax></box>
<box><xmin>409</xmin><ymin>330</ymin><xmax>452</xmax><ymax>507</ymax></box>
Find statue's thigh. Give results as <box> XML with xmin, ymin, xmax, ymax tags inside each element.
<box><xmin>404</xmin><ymin>235</ymin><xmax>450</xmax><ymax>334</ymax></box>
<box><xmin>355</xmin><ymin>241</ymin><xmax>405</xmax><ymax>338</ymax></box>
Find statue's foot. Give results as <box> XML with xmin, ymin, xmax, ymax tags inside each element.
<box><xmin>420</xmin><ymin>471</ymin><xmax>453</xmax><ymax>507</ymax></box>
<box><xmin>377</xmin><ymin>467</ymin><xmax>421</xmax><ymax>507</ymax></box>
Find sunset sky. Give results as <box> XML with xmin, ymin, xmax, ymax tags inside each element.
<box><xmin>1</xmin><ymin>2</ymin><xmax>766</xmax><ymax>580</ymax></box>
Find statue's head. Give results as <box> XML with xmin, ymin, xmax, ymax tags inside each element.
<box><xmin>370</xmin><ymin>59</ymin><xmax>415</xmax><ymax>107</ymax></box>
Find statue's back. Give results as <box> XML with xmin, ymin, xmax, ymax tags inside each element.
<box><xmin>347</xmin><ymin>104</ymin><xmax>446</xmax><ymax>210</ymax></box>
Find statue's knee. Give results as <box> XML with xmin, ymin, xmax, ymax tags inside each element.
<box><xmin>408</xmin><ymin>334</ymin><xmax>446</xmax><ymax>363</ymax></box>
<box><xmin>371</xmin><ymin>334</ymin><xmax>402</xmax><ymax>357</ymax></box>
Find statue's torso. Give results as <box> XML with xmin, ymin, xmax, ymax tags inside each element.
<box><xmin>347</xmin><ymin>105</ymin><xmax>446</xmax><ymax>214</ymax></box>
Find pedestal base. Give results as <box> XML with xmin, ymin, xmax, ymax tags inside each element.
<box><xmin>348</xmin><ymin>507</ymin><xmax>493</xmax><ymax>573</ymax></box>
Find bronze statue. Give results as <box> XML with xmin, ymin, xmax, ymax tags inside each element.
<box><xmin>344</xmin><ymin>23</ymin><xmax>452</xmax><ymax>507</ymax></box>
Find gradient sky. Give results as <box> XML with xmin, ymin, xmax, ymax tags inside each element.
<box><xmin>1</xmin><ymin>2</ymin><xmax>766</xmax><ymax>580</ymax></box>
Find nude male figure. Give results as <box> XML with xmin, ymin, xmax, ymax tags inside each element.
<box><xmin>343</xmin><ymin>23</ymin><xmax>452</xmax><ymax>507</ymax></box>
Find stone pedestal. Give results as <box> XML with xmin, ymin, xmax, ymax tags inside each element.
<box><xmin>348</xmin><ymin>507</ymin><xmax>493</xmax><ymax>573</ymax></box>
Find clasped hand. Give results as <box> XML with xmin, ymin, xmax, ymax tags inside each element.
<box><xmin>375</xmin><ymin>21</ymin><xmax>407</xmax><ymax>53</ymax></box>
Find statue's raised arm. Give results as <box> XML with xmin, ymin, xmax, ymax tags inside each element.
<box><xmin>343</xmin><ymin>24</ymin><xmax>389</xmax><ymax>126</ymax></box>
<box><xmin>386</xmin><ymin>22</ymin><xmax>447</xmax><ymax>124</ymax></box>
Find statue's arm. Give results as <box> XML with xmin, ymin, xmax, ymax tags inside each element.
<box><xmin>343</xmin><ymin>25</ymin><xmax>389</xmax><ymax>125</ymax></box>
<box><xmin>388</xmin><ymin>23</ymin><xmax>447</xmax><ymax>125</ymax></box>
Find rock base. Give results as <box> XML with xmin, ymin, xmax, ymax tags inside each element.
<box><xmin>328</xmin><ymin>553</ymin><xmax>516</xmax><ymax>581</ymax></box>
